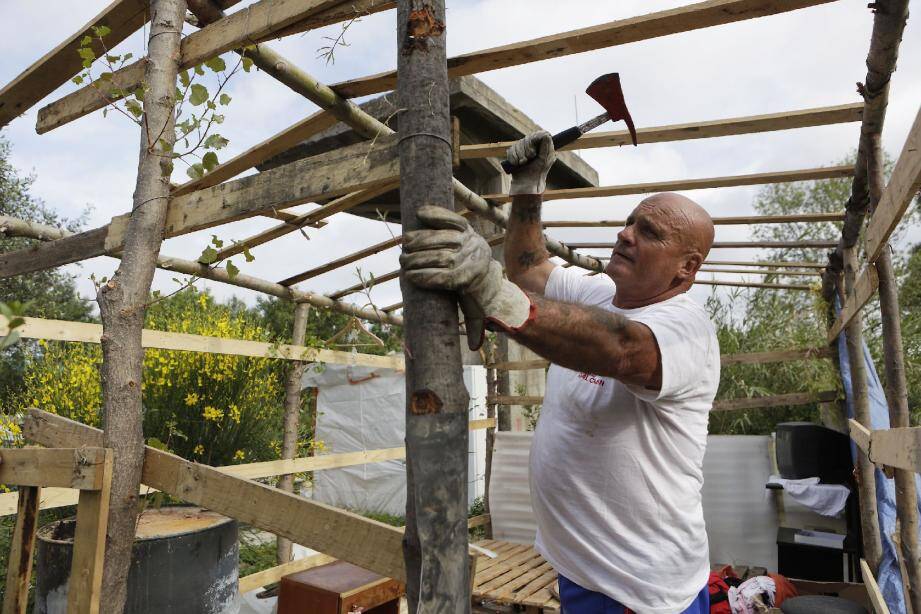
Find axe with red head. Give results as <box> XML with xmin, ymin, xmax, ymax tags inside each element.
<box><xmin>501</xmin><ymin>72</ymin><xmax>637</xmax><ymax>174</ymax></box>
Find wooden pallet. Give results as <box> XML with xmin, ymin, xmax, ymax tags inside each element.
<box><xmin>472</xmin><ymin>540</ymin><xmax>560</xmax><ymax>613</ymax></box>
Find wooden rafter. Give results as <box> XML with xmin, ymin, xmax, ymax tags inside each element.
<box><xmin>329</xmin><ymin>0</ymin><xmax>841</xmax><ymax>99</ymax></box>
<box><xmin>564</xmin><ymin>239</ymin><xmax>837</xmax><ymax>249</ymax></box>
<box><xmin>483</xmin><ymin>166</ymin><xmax>853</xmax><ymax>203</ymax></box>
<box><xmin>463</xmin><ymin>103</ymin><xmax>862</xmax><ymax>157</ymax></box>
<box><xmin>542</xmin><ymin>212</ymin><xmax>845</xmax><ymax>227</ymax></box>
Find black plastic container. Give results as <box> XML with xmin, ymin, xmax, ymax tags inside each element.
<box><xmin>34</xmin><ymin>507</ymin><xmax>239</xmax><ymax>614</ymax></box>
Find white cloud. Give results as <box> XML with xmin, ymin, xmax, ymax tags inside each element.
<box><xmin>1</xmin><ymin>0</ymin><xmax>919</xmax><ymax>311</ymax></box>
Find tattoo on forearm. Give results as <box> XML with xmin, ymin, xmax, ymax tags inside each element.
<box><xmin>517</xmin><ymin>250</ymin><xmax>547</xmax><ymax>268</ymax></box>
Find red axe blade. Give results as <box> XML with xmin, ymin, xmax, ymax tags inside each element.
<box><xmin>586</xmin><ymin>73</ymin><xmax>638</xmax><ymax>146</ymax></box>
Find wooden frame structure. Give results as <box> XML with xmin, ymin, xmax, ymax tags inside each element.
<box><xmin>0</xmin><ymin>0</ymin><xmax>918</xmax><ymax>611</ymax></box>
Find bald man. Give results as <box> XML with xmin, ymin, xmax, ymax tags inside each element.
<box><xmin>401</xmin><ymin>132</ymin><xmax>719</xmax><ymax>613</ymax></box>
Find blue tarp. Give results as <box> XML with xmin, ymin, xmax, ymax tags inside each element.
<box><xmin>836</xmin><ymin>296</ymin><xmax>911</xmax><ymax>613</ymax></box>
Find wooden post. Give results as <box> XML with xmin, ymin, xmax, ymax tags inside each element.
<box><xmin>842</xmin><ymin>246</ymin><xmax>884</xmax><ymax>573</ymax></box>
<box><xmin>69</xmin><ymin>449</ymin><xmax>114</xmax><ymax>614</ymax></box>
<box><xmin>484</xmin><ymin>339</ymin><xmax>496</xmax><ymax>540</ymax></box>
<box><xmin>870</xmin><ymin>132</ymin><xmax>921</xmax><ymax>612</ymax></box>
<box><xmin>277</xmin><ymin>302</ymin><xmax>310</xmax><ymax>564</ymax></box>
<box><xmin>94</xmin><ymin>0</ymin><xmax>186</xmax><ymax>609</ymax></box>
<box><xmin>2</xmin><ymin>486</ymin><xmax>41</xmax><ymax>614</ymax></box>
<box><xmin>396</xmin><ymin>0</ymin><xmax>470</xmax><ymax>610</ymax></box>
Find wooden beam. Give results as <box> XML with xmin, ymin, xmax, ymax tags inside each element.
<box><xmin>239</xmin><ymin>553</ymin><xmax>336</xmax><ymax>594</ymax></box>
<box><xmin>329</xmin><ymin>0</ymin><xmax>841</xmax><ymax>99</ymax></box>
<box><xmin>827</xmin><ymin>264</ymin><xmax>879</xmax><ymax>342</ymax></box>
<box><xmin>567</xmin><ymin>240</ymin><xmax>837</xmax><ymax>249</ymax></box>
<box><xmin>711</xmin><ymin>390</ymin><xmax>837</xmax><ymax>412</ymax></box>
<box><xmin>699</xmin><ymin>267</ymin><xmax>821</xmax><ymax>276</ymax></box>
<box><xmin>542</xmin><ymin>212</ymin><xmax>845</xmax><ymax>227</ymax></box>
<box><xmin>483</xmin><ymin>166</ymin><xmax>853</xmax><ymax>203</ymax></box>
<box><xmin>23</xmin><ymin>409</ymin><xmax>409</xmax><ymax>583</ymax></box>
<box><xmin>0</xmin><ymin>134</ymin><xmax>402</xmax><ymax>278</ymax></box>
<box><xmin>35</xmin><ymin>0</ymin><xmax>372</xmax><ymax>133</ymax></box>
<box><xmin>0</xmin><ymin>447</ymin><xmax>110</xmax><ymax>490</ymax></box>
<box><xmin>463</xmin><ymin>104</ymin><xmax>863</xmax><ymax>158</ymax></box>
<box><xmin>213</xmin><ymin>182</ymin><xmax>399</xmax><ymax>261</ymax></box>
<box><xmin>694</xmin><ymin>279</ymin><xmax>814</xmax><ymax>290</ymax></box>
<box><xmin>864</xmin><ymin>105</ymin><xmax>921</xmax><ymax>263</ymax></box>
<box><xmin>849</xmin><ymin>419</ymin><xmax>872</xmax><ymax>456</ymax></box>
<box><xmin>862</xmin><ymin>425</ymin><xmax>921</xmax><ymax>474</ymax></box>
<box><xmin>69</xmin><ymin>449</ymin><xmax>113</xmax><ymax>614</ymax></box>
<box><xmin>280</xmin><ymin>235</ymin><xmax>403</xmax><ymax>286</ymax></box>
<box><xmin>0</xmin><ymin>315</ymin><xmax>403</xmax><ymax>370</ymax></box>
<box><xmin>860</xmin><ymin>559</ymin><xmax>891</xmax><ymax>614</ymax></box>
<box><xmin>705</xmin><ymin>259</ymin><xmax>827</xmax><ymax>269</ymax></box>
<box><xmin>2</xmin><ymin>486</ymin><xmax>40</xmax><ymax>614</ymax></box>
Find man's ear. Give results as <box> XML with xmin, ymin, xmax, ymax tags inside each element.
<box><xmin>677</xmin><ymin>252</ymin><xmax>703</xmax><ymax>281</ymax></box>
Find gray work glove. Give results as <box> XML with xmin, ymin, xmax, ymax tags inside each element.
<box><xmin>507</xmin><ymin>131</ymin><xmax>556</xmax><ymax>196</ymax></box>
<box><xmin>400</xmin><ymin>206</ymin><xmax>533</xmax><ymax>351</ymax></box>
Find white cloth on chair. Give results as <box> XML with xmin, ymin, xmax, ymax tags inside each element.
<box><xmin>767</xmin><ymin>475</ymin><xmax>850</xmax><ymax>517</ymax></box>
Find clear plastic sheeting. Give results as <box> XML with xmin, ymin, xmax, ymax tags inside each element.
<box><xmin>302</xmin><ymin>362</ymin><xmax>487</xmax><ymax>517</ymax></box>
<box><xmin>489</xmin><ymin>432</ymin><xmax>539</xmax><ymax>544</ymax></box>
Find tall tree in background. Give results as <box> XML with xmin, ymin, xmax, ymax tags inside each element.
<box><xmin>0</xmin><ymin>137</ymin><xmax>93</xmax><ymax>401</ymax></box>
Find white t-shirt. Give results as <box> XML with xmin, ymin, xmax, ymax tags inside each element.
<box><xmin>530</xmin><ymin>266</ymin><xmax>720</xmax><ymax>614</ymax></box>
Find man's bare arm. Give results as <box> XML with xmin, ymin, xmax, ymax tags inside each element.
<box><xmin>505</xmin><ymin>194</ymin><xmax>556</xmax><ymax>294</ymax></box>
<box><xmin>510</xmin><ymin>293</ymin><xmax>662</xmax><ymax>389</ymax></box>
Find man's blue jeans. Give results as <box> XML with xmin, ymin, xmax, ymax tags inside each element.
<box><xmin>558</xmin><ymin>574</ymin><xmax>710</xmax><ymax>614</ymax></box>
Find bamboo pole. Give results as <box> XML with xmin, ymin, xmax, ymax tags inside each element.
<box><xmin>396</xmin><ymin>0</ymin><xmax>470</xmax><ymax>608</ymax></box>
<box><xmin>565</xmin><ymin>240</ymin><xmax>837</xmax><ymax>249</ymax></box>
<box><xmin>842</xmin><ymin>247</ymin><xmax>884</xmax><ymax>574</ymax></box>
<box><xmin>95</xmin><ymin>1</ymin><xmax>186</xmax><ymax>608</ymax></box>
<box><xmin>276</xmin><ymin>302</ymin><xmax>310</xmax><ymax>564</ymax></box>
<box><xmin>542</xmin><ymin>212</ymin><xmax>845</xmax><ymax>227</ymax></box>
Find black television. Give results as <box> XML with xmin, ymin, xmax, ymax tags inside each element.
<box><xmin>775</xmin><ymin>422</ymin><xmax>853</xmax><ymax>484</ymax></box>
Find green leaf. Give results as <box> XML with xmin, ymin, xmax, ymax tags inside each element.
<box><xmin>211</xmin><ymin>114</ymin><xmax>224</xmax><ymax>125</ymax></box>
<box><xmin>194</xmin><ymin>64</ymin><xmax>205</xmax><ymax>76</ymax></box>
<box><xmin>72</xmin><ymin>75</ymin><xmax>85</xmax><ymax>85</ymax></box>
<box><xmin>202</xmin><ymin>151</ymin><xmax>219</xmax><ymax>173</ymax></box>
<box><xmin>123</xmin><ymin>52</ymin><xmax>133</xmax><ymax>61</ymax></box>
<box><xmin>242</xmin><ymin>57</ymin><xmax>254</xmax><ymax>72</ymax></box>
<box><xmin>199</xmin><ymin>246</ymin><xmax>219</xmax><ymax>264</ymax></box>
<box><xmin>205</xmin><ymin>56</ymin><xmax>226</xmax><ymax>72</ymax></box>
<box><xmin>92</xmin><ymin>25</ymin><xmax>111</xmax><ymax>38</ymax></box>
<box><xmin>210</xmin><ymin>234</ymin><xmax>224</xmax><ymax>248</ymax></box>
<box><xmin>203</xmin><ymin>134</ymin><xmax>229</xmax><ymax>150</ymax></box>
<box><xmin>78</xmin><ymin>47</ymin><xmax>95</xmax><ymax>62</ymax></box>
<box><xmin>207</xmin><ymin>100</ymin><xmax>216</xmax><ymax>110</ymax></box>
<box><xmin>189</xmin><ymin>83</ymin><xmax>209</xmax><ymax>106</ymax></box>
<box><xmin>219</xmin><ymin>93</ymin><xmax>231</xmax><ymax>106</ymax></box>
<box><xmin>0</xmin><ymin>331</ymin><xmax>21</xmax><ymax>351</ymax></box>
<box><xmin>226</xmin><ymin>260</ymin><xmax>240</xmax><ymax>279</ymax></box>
<box><xmin>98</xmin><ymin>71</ymin><xmax>113</xmax><ymax>82</ymax></box>
<box><xmin>80</xmin><ymin>35</ymin><xmax>93</xmax><ymax>46</ymax></box>
<box><xmin>125</xmin><ymin>99</ymin><xmax>143</xmax><ymax>118</ymax></box>
<box><xmin>147</xmin><ymin>437</ymin><xmax>171</xmax><ymax>452</ymax></box>
<box><xmin>186</xmin><ymin>163</ymin><xmax>204</xmax><ymax>179</ymax></box>
<box><xmin>105</xmin><ymin>54</ymin><xmax>119</xmax><ymax>63</ymax></box>
<box><xmin>242</xmin><ymin>246</ymin><xmax>255</xmax><ymax>263</ymax></box>
<box><xmin>179</xmin><ymin>69</ymin><xmax>191</xmax><ymax>88</ymax></box>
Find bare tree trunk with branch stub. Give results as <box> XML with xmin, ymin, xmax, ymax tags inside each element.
<box><xmin>277</xmin><ymin>302</ymin><xmax>310</xmax><ymax>564</ymax></box>
<box><xmin>96</xmin><ymin>0</ymin><xmax>186</xmax><ymax>609</ymax></box>
<box><xmin>396</xmin><ymin>0</ymin><xmax>470</xmax><ymax>610</ymax></box>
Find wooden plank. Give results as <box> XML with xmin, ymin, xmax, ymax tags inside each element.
<box><xmin>68</xmin><ymin>449</ymin><xmax>113</xmax><ymax>614</ymax></box>
<box><xmin>23</xmin><ymin>410</ymin><xmax>408</xmax><ymax>583</ymax></box>
<box><xmin>464</xmin><ymin>103</ymin><xmax>863</xmax><ymax>158</ymax></box>
<box><xmin>489</xmin><ymin>347</ymin><xmax>831</xmax><ymax>370</ymax></box>
<box><xmin>0</xmin><ymin>447</ymin><xmax>109</xmax><ymax>490</ymax></box>
<box><xmin>0</xmin><ymin>315</ymin><xmax>404</xmax><ymax>370</ymax></box>
<box><xmin>827</xmin><ymin>264</ymin><xmax>880</xmax><ymax>342</ymax></box>
<box><xmin>567</xmin><ymin>240</ymin><xmax>838</xmax><ymax>249</ymax></box>
<box><xmin>849</xmin><ymin>419</ymin><xmax>871</xmax><ymax>456</ymax></box>
<box><xmin>467</xmin><ymin>514</ymin><xmax>491</xmax><ymax>529</ymax></box>
<box><xmin>35</xmin><ymin>0</ymin><xmax>357</xmax><ymax>133</ymax></box>
<box><xmin>482</xmin><ymin>166</ymin><xmax>854</xmax><ymax>203</ymax></box>
<box><xmin>239</xmin><ymin>552</ymin><xmax>336</xmax><ymax>593</ymax></box>
<box><xmin>225</xmin><ymin>447</ymin><xmax>407</xmax><ymax>480</ymax></box>
<box><xmin>0</xmin><ymin>487</ymin><xmax>77</xmax><ymax>518</ymax></box>
<box><xmin>694</xmin><ymin>279</ymin><xmax>813</xmax><ymax>290</ymax></box>
<box><xmin>706</xmin><ymin>259</ymin><xmax>827</xmax><ymax>269</ymax></box>
<box><xmin>0</xmin><ymin>0</ymin><xmax>150</xmax><ymax>128</ymax></box>
<box><xmin>860</xmin><ymin>559</ymin><xmax>891</xmax><ymax>614</ymax></box>
<box><xmin>865</xmin><ymin>105</ymin><xmax>921</xmax><ymax>263</ymax></box>
<box><xmin>700</xmin><ymin>267</ymin><xmax>821</xmax><ymax>276</ymax></box>
<box><xmin>2</xmin><ymin>486</ymin><xmax>41</xmax><ymax>614</ymax></box>
<box><xmin>330</xmin><ymin>0</ymin><xmax>841</xmax><ymax>98</ymax></box>
<box><xmin>279</xmin><ymin>235</ymin><xmax>403</xmax><ymax>286</ymax></box>
<box><xmin>866</xmin><ymin>426</ymin><xmax>921</xmax><ymax>473</ymax></box>
<box><xmin>712</xmin><ymin>390</ymin><xmax>838</xmax><ymax>412</ymax></box>
<box><xmin>542</xmin><ymin>212</ymin><xmax>846</xmax><ymax>227</ymax></box>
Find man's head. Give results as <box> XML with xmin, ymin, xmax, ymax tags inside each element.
<box><xmin>605</xmin><ymin>192</ymin><xmax>714</xmax><ymax>308</ymax></box>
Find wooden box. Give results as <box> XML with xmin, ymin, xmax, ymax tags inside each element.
<box><xmin>278</xmin><ymin>560</ymin><xmax>404</xmax><ymax>614</ymax></box>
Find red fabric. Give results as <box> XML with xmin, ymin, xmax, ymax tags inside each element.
<box><xmin>708</xmin><ymin>572</ymin><xmax>732</xmax><ymax>614</ymax></box>
<box><xmin>768</xmin><ymin>573</ymin><xmax>798</xmax><ymax>606</ymax></box>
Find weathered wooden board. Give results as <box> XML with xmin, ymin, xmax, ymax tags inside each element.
<box><xmin>827</xmin><ymin>264</ymin><xmax>880</xmax><ymax>342</ymax></box>
<box><xmin>0</xmin><ymin>447</ymin><xmax>109</xmax><ymax>490</ymax></box>
<box><xmin>2</xmin><ymin>486</ymin><xmax>41</xmax><ymax>614</ymax></box>
<box><xmin>68</xmin><ymin>449</ymin><xmax>112</xmax><ymax>614</ymax></box>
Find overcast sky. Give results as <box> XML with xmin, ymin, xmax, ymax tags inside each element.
<box><xmin>1</xmin><ymin>0</ymin><xmax>919</xmax><ymax>313</ymax></box>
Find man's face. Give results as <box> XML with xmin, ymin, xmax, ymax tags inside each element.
<box><xmin>604</xmin><ymin>202</ymin><xmax>691</xmax><ymax>299</ymax></box>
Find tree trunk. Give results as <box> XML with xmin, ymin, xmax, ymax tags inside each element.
<box><xmin>277</xmin><ymin>302</ymin><xmax>310</xmax><ymax>564</ymax></box>
<box><xmin>396</xmin><ymin>0</ymin><xmax>470</xmax><ymax>610</ymax></box>
<box><xmin>870</xmin><ymin>133</ymin><xmax>921</xmax><ymax>612</ymax></box>
<box><xmin>484</xmin><ymin>340</ymin><xmax>496</xmax><ymax>540</ymax></box>
<box><xmin>96</xmin><ymin>0</ymin><xmax>185</xmax><ymax>610</ymax></box>
<box><xmin>842</xmin><ymin>247</ymin><xmax>883</xmax><ymax>573</ymax></box>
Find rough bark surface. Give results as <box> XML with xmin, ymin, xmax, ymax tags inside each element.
<box><xmin>277</xmin><ymin>302</ymin><xmax>310</xmax><ymax>564</ymax></box>
<box><xmin>842</xmin><ymin>247</ymin><xmax>883</xmax><ymax>573</ymax></box>
<box><xmin>396</xmin><ymin>0</ymin><xmax>470</xmax><ymax>610</ymax></box>
<box><xmin>95</xmin><ymin>0</ymin><xmax>185</xmax><ymax>609</ymax></box>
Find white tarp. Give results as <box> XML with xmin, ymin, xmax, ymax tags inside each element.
<box><xmin>302</xmin><ymin>362</ymin><xmax>487</xmax><ymax>517</ymax></box>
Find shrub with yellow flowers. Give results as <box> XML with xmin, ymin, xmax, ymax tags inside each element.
<box><xmin>13</xmin><ymin>288</ymin><xmax>288</xmax><ymax>466</ymax></box>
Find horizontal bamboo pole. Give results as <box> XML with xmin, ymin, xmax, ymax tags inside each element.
<box><xmin>699</xmin><ymin>267</ymin><xmax>821</xmax><ymax>276</ymax></box>
<box><xmin>542</xmin><ymin>212</ymin><xmax>845</xmax><ymax>227</ymax></box>
<box><xmin>565</xmin><ymin>240</ymin><xmax>837</xmax><ymax>249</ymax></box>
<box><xmin>694</xmin><ymin>279</ymin><xmax>814</xmax><ymax>291</ymax></box>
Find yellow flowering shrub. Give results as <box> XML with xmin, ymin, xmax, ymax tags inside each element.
<box><xmin>14</xmin><ymin>289</ymin><xmax>288</xmax><ymax>466</ymax></box>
